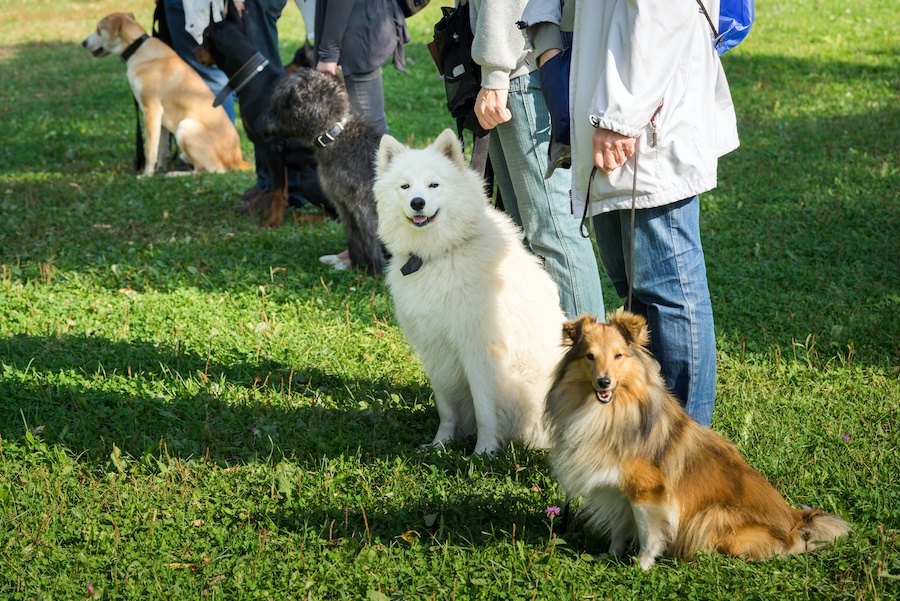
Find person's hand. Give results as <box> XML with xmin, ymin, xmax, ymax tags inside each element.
<box><xmin>475</xmin><ymin>88</ymin><xmax>512</xmax><ymax>130</ymax></box>
<box><xmin>316</xmin><ymin>61</ymin><xmax>339</xmax><ymax>76</ymax></box>
<box><xmin>593</xmin><ymin>128</ymin><xmax>638</xmax><ymax>174</ymax></box>
<box><xmin>233</xmin><ymin>1</ymin><xmax>245</xmax><ymax>16</ymax></box>
<box><xmin>538</xmin><ymin>48</ymin><xmax>561</xmax><ymax>67</ymax></box>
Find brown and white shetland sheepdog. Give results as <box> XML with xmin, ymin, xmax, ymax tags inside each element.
<box><xmin>545</xmin><ymin>311</ymin><xmax>851</xmax><ymax>569</ymax></box>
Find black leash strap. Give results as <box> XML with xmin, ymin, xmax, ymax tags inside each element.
<box><xmin>132</xmin><ymin>96</ymin><xmax>145</xmax><ymax>172</ymax></box>
<box><xmin>626</xmin><ymin>150</ymin><xmax>638</xmax><ymax>312</ymax></box>
<box><xmin>696</xmin><ymin>0</ymin><xmax>721</xmax><ymax>48</ymax></box>
<box><xmin>579</xmin><ymin>151</ymin><xmax>639</xmax><ymax>312</ymax></box>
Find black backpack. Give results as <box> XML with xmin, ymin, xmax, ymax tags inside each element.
<box><xmin>429</xmin><ymin>2</ymin><xmax>500</xmax><ymax>205</ymax></box>
<box><xmin>430</xmin><ymin>3</ymin><xmax>484</xmax><ymax>137</ymax></box>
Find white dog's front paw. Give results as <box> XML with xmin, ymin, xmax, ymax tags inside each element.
<box><xmin>637</xmin><ymin>554</ymin><xmax>657</xmax><ymax>570</ymax></box>
<box><xmin>472</xmin><ymin>438</ymin><xmax>500</xmax><ymax>456</ymax></box>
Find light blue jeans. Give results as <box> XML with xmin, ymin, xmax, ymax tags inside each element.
<box><xmin>163</xmin><ymin>0</ymin><xmax>235</xmax><ymax>122</ymax></box>
<box><xmin>490</xmin><ymin>70</ymin><xmax>604</xmax><ymax>320</ymax></box>
<box><xmin>592</xmin><ymin>196</ymin><xmax>716</xmax><ymax>426</ymax></box>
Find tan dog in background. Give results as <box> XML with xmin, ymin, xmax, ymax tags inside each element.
<box><xmin>82</xmin><ymin>12</ymin><xmax>250</xmax><ymax>176</ymax></box>
<box><xmin>546</xmin><ymin>311</ymin><xmax>850</xmax><ymax>569</ymax></box>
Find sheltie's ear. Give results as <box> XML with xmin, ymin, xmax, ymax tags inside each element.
<box><xmin>608</xmin><ymin>310</ymin><xmax>650</xmax><ymax>348</ymax></box>
<box><xmin>562</xmin><ymin>315</ymin><xmax>597</xmax><ymax>346</ymax></box>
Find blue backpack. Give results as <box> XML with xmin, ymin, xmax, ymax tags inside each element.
<box><xmin>697</xmin><ymin>0</ymin><xmax>754</xmax><ymax>55</ymax></box>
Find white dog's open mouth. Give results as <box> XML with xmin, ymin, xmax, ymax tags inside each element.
<box><xmin>91</xmin><ymin>48</ymin><xmax>109</xmax><ymax>57</ymax></box>
<box><xmin>594</xmin><ymin>388</ymin><xmax>613</xmax><ymax>404</ymax></box>
<box><xmin>409</xmin><ymin>209</ymin><xmax>439</xmax><ymax>228</ymax></box>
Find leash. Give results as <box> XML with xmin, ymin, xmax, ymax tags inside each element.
<box><xmin>120</xmin><ymin>34</ymin><xmax>150</xmax><ymax>172</ymax></box>
<box><xmin>579</xmin><ymin>151</ymin><xmax>639</xmax><ymax>312</ymax></box>
<box><xmin>561</xmin><ymin>149</ymin><xmax>639</xmax><ymax>534</ymax></box>
<box><xmin>626</xmin><ymin>149</ymin><xmax>638</xmax><ymax>313</ymax></box>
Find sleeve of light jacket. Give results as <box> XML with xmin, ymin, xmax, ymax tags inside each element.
<box><xmin>317</xmin><ymin>0</ymin><xmax>354</xmax><ymax>64</ymax></box>
<box><xmin>469</xmin><ymin>0</ymin><xmax>529</xmax><ymax>90</ymax></box>
<box><xmin>592</xmin><ymin>0</ymin><xmax>697</xmax><ymax>138</ymax></box>
<box><xmin>521</xmin><ymin>0</ymin><xmax>564</xmax><ymax>59</ymax></box>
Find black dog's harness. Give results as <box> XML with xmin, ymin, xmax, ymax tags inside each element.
<box><xmin>314</xmin><ymin>121</ymin><xmax>346</xmax><ymax>149</ymax></box>
<box><xmin>120</xmin><ymin>33</ymin><xmax>149</xmax><ymax>62</ymax></box>
<box><xmin>213</xmin><ymin>51</ymin><xmax>270</xmax><ymax>107</ymax></box>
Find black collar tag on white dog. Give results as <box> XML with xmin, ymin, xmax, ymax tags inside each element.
<box><xmin>120</xmin><ymin>34</ymin><xmax>149</xmax><ymax>62</ymax></box>
<box><xmin>400</xmin><ymin>254</ymin><xmax>423</xmax><ymax>276</ymax></box>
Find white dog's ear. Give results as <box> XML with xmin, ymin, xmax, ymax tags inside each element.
<box><xmin>376</xmin><ymin>134</ymin><xmax>406</xmax><ymax>175</ymax></box>
<box><xmin>432</xmin><ymin>128</ymin><xmax>464</xmax><ymax>167</ymax></box>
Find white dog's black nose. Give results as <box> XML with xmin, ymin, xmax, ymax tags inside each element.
<box><xmin>597</xmin><ymin>377</ymin><xmax>611</xmax><ymax>390</ymax></box>
<box><xmin>410</xmin><ymin>197</ymin><xmax>426</xmax><ymax>211</ymax></box>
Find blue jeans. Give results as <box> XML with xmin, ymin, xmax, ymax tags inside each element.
<box><xmin>345</xmin><ymin>68</ymin><xmax>388</xmax><ymax>135</ymax></box>
<box><xmin>592</xmin><ymin>196</ymin><xmax>716</xmax><ymax>426</ymax></box>
<box><xmin>163</xmin><ymin>0</ymin><xmax>235</xmax><ymax>122</ymax></box>
<box><xmin>490</xmin><ymin>70</ymin><xmax>604</xmax><ymax>320</ymax></box>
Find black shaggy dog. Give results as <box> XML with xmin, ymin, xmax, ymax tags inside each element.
<box><xmin>196</xmin><ymin>5</ymin><xmax>335</xmax><ymax>227</ymax></box>
<box><xmin>270</xmin><ymin>69</ymin><xmax>386</xmax><ymax>275</ymax></box>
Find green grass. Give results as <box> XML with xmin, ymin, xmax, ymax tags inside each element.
<box><xmin>1</xmin><ymin>0</ymin><xmax>898</xmax><ymax>598</ymax></box>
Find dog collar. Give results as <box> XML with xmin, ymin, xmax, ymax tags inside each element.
<box><xmin>315</xmin><ymin>121</ymin><xmax>346</xmax><ymax>148</ymax></box>
<box><xmin>213</xmin><ymin>52</ymin><xmax>270</xmax><ymax>107</ymax></box>
<box><xmin>400</xmin><ymin>254</ymin><xmax>423</xmax><ymax>276</ymax></box>
<box><xmin>120</xmin><ymin>34</ymin><xmax>149</xmax><ymax>62</ymax></box>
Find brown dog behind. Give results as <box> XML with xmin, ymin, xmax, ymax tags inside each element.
<box><xmin>83</xmin><ymin>12</ymin><xmax>250</xmax><ymax>176</ymax></box>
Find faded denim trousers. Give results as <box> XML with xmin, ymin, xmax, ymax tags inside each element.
<box><xmin>592</xmin><ymin>196</ymin><xmax>716</xmax><ymax>426</ymax></box>
<box><xmin>489</xmin><ymin>69</ymin><xmax>604</xmax><ymax>320</ymax></box>
<box><xmin>163</xmin><ymin>0</ymin><xmax>235</xmax><ymax>122</ymax></box>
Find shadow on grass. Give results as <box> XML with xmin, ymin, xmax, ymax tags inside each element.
<box><xmin>0</xmin><ymin>333</ymin><xmax>436</xmax><ymax>466</ymax></box>
<box><xmin>270</xmin><ymin>491</ymin><xmax>613</xmax><ymax>556</ymax></box>
<box><xmin>1</xmin><ymin>44</ymin><xmax>897</xmax><ymax>365</ymax></box>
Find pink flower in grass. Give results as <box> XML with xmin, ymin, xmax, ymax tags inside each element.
<box><xmin>841</xmin><ymin>434</ymin><xmax>851</xmax><ymax>443</ymax></box>
<box><xmin>545</xmin><ymin>506</ymin><xmax>561</xmax><ymax>517</ymax></box>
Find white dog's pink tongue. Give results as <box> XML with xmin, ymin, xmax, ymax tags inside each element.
<box><xmin>412</xmin><ymin>215</ymin><xmax>427</xmax><ymax>224</ymax></box>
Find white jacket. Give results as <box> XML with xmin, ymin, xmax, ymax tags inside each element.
<box><xmin>523</xmin><ymin>0</ymin><xmax>739</xmax><ymax>216</ymax></box>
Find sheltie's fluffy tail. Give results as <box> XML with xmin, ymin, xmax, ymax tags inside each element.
<box><xmin>793</xmin><ymin>509</ymin><xmax>852</xmax><ymax>554</ymax></box>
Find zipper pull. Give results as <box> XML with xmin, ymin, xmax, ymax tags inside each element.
<box><xmin>649</xmin><ymin>100</ymin><xmax>664</xmax><ymax>148</ymax></box>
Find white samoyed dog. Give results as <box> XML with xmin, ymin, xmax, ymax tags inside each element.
<box><xmin>373</xmin><ymin>129</ymin><xmax>567</xmax><ymax>455</ymax></box>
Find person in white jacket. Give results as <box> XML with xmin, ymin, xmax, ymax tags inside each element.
<box><xmin>467</xmin><ymin>0</ymin><xmax>604</xmax><ymax>321</ymax></box>
<box><xmin>522</xmin><ymin>0</ymin><xmax>740</xmax><ymax>427</ymax></box>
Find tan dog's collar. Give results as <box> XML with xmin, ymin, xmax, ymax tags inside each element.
<box><xmin>120</xmin><ymin>33</ymin><xmax>149</xmax><ymax>62</ymax></box>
